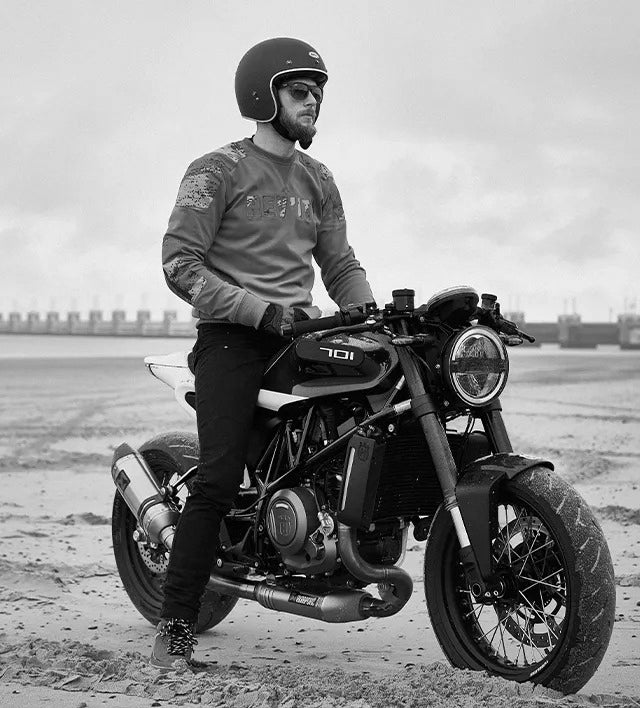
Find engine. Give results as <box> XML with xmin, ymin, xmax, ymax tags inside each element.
<box><xmin>266</xmin><ymin>487</ymin><xmax>337</xmax><ymax>574</ymax></box>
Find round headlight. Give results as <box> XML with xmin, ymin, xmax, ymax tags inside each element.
<box><xmin>443</xmin><ymin>326</ymin><xmax>508</xmax><ymax>406</ymax></box>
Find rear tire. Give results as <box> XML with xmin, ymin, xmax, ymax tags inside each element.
<box><xmin>424</xmin><ymin>465</ymin><xmax>615</xmax><ymax>694</ymax></box>
<box><xmin>111</xmin><ymin>445</ymin><xmax>237</xmax><ymax>633</ymax></box>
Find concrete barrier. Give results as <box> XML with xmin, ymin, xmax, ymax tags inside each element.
<box><xmin>46</xmin><ymin>312</ymin><xmax>60</xmax><ymax>333</ymax></box>
<box><xmin>9</xmin><ymin>312</ymin><xmax>23</xmax><ymax>333</ymax></box>
<box><xmin>619</xmin><ymin>314</ymin><xmax>640</xmax><ymax>350</ymax></box>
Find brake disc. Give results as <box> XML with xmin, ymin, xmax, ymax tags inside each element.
<box><xmin>501</xmin><ymin>609</ymin><xmax>561</xmax><ymax>648</ymax></box>
<box><xmin>136</xmin><ymin>541</ymin><xmax>169</xmax><ymax>574</ymax></box>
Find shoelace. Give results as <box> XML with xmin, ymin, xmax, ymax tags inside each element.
<box><xmin>162</xmin><ymin>618</ymin><xmax>198</xmax><ymax>656</ymax></box>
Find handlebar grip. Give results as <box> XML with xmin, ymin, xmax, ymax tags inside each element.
<box><xmin>284</xmin><ymin>312</ymin><xmax>346</xmax><ymax>337</ymax></box>
<box><xmin>283</xmin><ymin>308</ymin><xmax>369</xmax><ymax>338</ymax></box>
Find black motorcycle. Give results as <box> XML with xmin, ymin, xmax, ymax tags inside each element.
<box><xmin>110</xmin><ymin>286</ymin><xmax>615</xmax><ymax>693</ymax></box>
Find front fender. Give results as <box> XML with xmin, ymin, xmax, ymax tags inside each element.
<box><xmin>455</xmin><ymin>453</ymin><xmax>554</xmax><ymax>579</ymax></box>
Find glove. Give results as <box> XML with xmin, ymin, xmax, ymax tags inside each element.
<box><xmin>259</xmin><ymin>304</ymin><xmax>310</xmax><ymax>336</ymax></box>
<box><xmin>259</xmin><ymin>303</ymin><xmax>285</xmax><ymax>336</ymax></box>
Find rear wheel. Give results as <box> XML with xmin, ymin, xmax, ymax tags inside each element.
<box><xmin>424</xmin><ymin>466</ymin><xmax>615</xmax><ymax>694</ymax></box>
<box><xmin>111</xmin><ymin>446</ymin><xmax>237</xmax><ymax>633</ymax></box>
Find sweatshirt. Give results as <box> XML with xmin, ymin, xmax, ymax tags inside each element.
<box><xmin>162</xmin><ymin>138</ymin><xmax>373</xmax><ymax>328</ymax></box>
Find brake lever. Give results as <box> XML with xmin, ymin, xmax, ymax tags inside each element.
<box><xmin>494</xmin><ymin>307</ymin><xmax>536</xmax><ymax>344</ymax></box>
<box><xmin>500</xmin><ymin>319</ymin><xmax>535</xmax><ymax>343</ymax></box>
<box><xmin>517</xmin><ymin>329</ymin><xmax>536</xmax><ymax>344</ymax></box>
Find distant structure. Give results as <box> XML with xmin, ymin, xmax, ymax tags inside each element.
<box><xmin>1</xmin><ymin>307</ymin><xmax>639</xmax><ymax>348</ymax></box>
<box><xmin>0</xmin><ymin>310</ymin><xmax>196</xmax><ymax>337</ymax></box>
<box><xmin>557</xmin><ymin>314</ymin><xmax>618</xmax><ymax>349</ymax></box>
<box><xmin>618</xmin><ymin>313</ymin><xmax>640</xmax><ymax>350</ymax></box>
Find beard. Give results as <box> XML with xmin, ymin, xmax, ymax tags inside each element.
<box><xmin>278</xmin><ymin>108</ymin><xmax>317</xmax><ymax>148</ymax></box>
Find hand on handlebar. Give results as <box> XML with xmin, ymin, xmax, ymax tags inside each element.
<box><xmin>259</xmin><ymin>304</ymin><xmax>311</xmax><ymax>337</ymax></box>
<box><xmin>281</xmin><ymin>301</ymin><xmax>378</xmax><ymax>338</ymax></box>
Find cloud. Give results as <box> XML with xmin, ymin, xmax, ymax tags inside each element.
<box><xmin>1</xmin><ymin>0</ymin><xmax>639</xmax><ymax>321</ymax></box>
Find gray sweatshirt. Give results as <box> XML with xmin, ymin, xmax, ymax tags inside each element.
<box><xmin>162</xmin><ymin>138</ymin><xmax>373</xmax><ymax>328</ymax></box>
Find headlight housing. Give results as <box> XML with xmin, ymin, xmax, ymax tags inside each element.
<box><xmin>442</xmin><ymin>326</ymin><xmax>508</xmax><ymax>407</ymax></box>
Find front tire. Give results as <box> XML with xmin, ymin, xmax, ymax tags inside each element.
<box><xmin>111</xmin><ymin>441</ymin><xmax>237</xmax><ymax>633</ymax></box>
<box><xmin>424</xmin><ymin>465</ymin><xmax>615</xmax><ymax>694</ymax></box>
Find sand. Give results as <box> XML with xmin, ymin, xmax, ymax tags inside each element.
<box><xmin>0</xmin><ymin>346</ymin><xmax>639</xmax><ymax>707</ymax></box>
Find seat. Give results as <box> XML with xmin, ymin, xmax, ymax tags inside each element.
<box><xmin>144</xmin><ymin>351</ymin><xmax>190</xmax><ymax>369</ymax></box>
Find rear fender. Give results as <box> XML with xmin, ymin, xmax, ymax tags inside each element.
<box><xmin>138</xmin><ymin>432</ymin><xmax>200</xmax><ymax>477</ymax></box>
<box><xmin>134</xmin><ymin>433</ymin><xmax>233</xmax><ymax>555</ymax></box>
<box><xmin>455</xmin><ymin>453</ymin><xmax>554</xmax><ymax>579</ymax></box>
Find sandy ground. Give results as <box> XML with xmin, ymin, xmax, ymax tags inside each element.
<box><xmin>0</xmin><ymin>346</ymin><xmax>639</xmax><ymax>707</ymax></box>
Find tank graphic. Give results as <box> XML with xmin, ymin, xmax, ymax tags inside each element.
<box><xmin>262</xmin><ymin>332</ymin><xmax>398</xmax><ymax>399</ymax></box>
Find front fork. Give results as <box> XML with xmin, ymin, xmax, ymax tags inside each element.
<box><xmin>479</xmin><ymin>398</ymin><xmax>513</xmax><ymax>453</ymax></box>
<box><xmin>396</xmin><ymin>348</ymin><xmax>508</xmax><ymax>599</ymax></box>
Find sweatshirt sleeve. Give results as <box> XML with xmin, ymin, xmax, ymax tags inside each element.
<box><xmin>162</xmin><ymin>155</ymin><xmax>268</xmax><ymax>328</ymax></box>
<box><xmin>313</xmin><ymin>169</ymin><xmax>374</xmax><ymax>308</ymax></box>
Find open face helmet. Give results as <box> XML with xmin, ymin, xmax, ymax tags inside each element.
<box><xmin>235</xmin><ymin>37</ymin><xmax>328</xmax><ymax>123</ymax></box>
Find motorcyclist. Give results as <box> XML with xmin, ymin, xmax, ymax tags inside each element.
<box><xmin>151</xmin><ymin>37</ymin><xmax>374</xmax><ymax>669</ymax></box>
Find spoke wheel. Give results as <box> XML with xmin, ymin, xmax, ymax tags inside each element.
<box><xmin>424</xmin><ymin>465</ymin><xmax>615</xmax><ymax>694</ymax></box>
<box><xmin>457</xmin><ymin>505</ymin><xmax>567</xmax><ymax>669</ymax></box>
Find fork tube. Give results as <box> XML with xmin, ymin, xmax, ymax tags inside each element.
<box><xmin>396</xmin><ymin>348</ymin><xmax>459</xmax><ymax>507</ymax></box>
<box><xmin>398</xmin><ymin>345</ymin><xmax>489</xmax><ymax>588</ymax></box>
<box><xmin>478</xmin><ymin>399</ymin><xmax>513</xmax><ymax>453</ymax></box>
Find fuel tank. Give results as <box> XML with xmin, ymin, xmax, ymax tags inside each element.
<box><xmin>263</xmin><ymin>332</ymin><xmax>398</xmax><ymax>399</ymax></box>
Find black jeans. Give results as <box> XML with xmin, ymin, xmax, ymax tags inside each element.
<box><xmin>161</xmin><ymin>323</ymin><xmax>284</xmax><ymax>622</ymax></box>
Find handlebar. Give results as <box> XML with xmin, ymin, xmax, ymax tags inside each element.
<box><xmin>477</xmin><ymin>297</ymin><xmax>536</xmax><ymax>344</ymax></box>
<box><xmin>281</xmin><ymin>304</ymin><xmax>373</xmax><ymax>338</ymax></box>
<box><xmin>497</xmin><ymin>318</ymin><xmax>536</xmax><ymax>343</ymax></box>
<box><xmin>281</xmin><ymin>294</ymin><xmax>536</xmax><ymax>344</ymax></box>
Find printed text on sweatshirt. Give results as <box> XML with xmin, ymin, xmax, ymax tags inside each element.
<box><xmin>162</xmin><ymin>138</ymin><xmax>373</xmax><ymax>328</ymax></box>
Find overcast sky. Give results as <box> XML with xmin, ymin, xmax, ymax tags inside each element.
<box><xmin>1</xmin><ymin>0</ymin><xmax>639</xmax><ymax>322</ymax></box>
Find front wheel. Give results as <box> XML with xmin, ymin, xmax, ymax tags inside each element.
<box><xmin>424</xmin><ymin>466</ymin><xmax>615</xmax><ymax>694</ymax></box>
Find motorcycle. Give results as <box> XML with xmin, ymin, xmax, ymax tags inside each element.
<box><xmin>110</xmin><ymin>286</ymin><xmax>615</xmax><ymax>693</ymax></box>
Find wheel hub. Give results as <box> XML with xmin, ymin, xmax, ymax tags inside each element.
<box><xmin>490</xmin><ymin>519</ymin><xmax>565</xmax><ymax>650</ymax></box>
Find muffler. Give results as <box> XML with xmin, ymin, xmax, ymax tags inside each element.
<box><xmin>111</xmin><ymin>442</ymin><xmax>178</xmax><ymax>551</ymax></box>
<box><xmin>206</xmin><ymin>522</ymin><xmax>413</xmax><ymax>622</ymax></box>
<box><xmin>207</xmin><ymin>574</ymin><xmax>374</xmax><ymax>623</ymax></box>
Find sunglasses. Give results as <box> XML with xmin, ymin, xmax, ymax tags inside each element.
<box><xmin>280</xmin><ymin>82</ymin><xmax>323</xmax><ymax>104</ymax></box>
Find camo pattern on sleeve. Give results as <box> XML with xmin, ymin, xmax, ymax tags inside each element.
<box><xmin>175</xmin><ymin>142</ymin><xmax>247</xmax><ymax>210</ymax></box>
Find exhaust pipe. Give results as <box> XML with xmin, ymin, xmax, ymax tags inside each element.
<box><xmin>206</xmin><ymin>523</ymin><xmax>413</xmax><ymax>622</ymax></box>
<box><xmin>111</xmin><ymin>442</ymin><xmax>178</xmax><ymax>551</ymax></box>
<box><xmin>337</xmin><ymin>522</ymin><xmax>413</xmax><ymax>617</ymax></box>
<box><xmin>207</xmin><ymin>574</ymin><xmax>373</xmax><ymax>623</ymax></box>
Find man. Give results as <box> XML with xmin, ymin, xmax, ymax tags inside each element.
<box><xmin>151</xmin><ymin>37</ymin><xmax>374</xmax><ymax>669</ymax></box>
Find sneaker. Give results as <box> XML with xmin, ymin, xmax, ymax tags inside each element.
<box><xmin>149</xmin><ymin>618</ymin><xmax>198</xmax><ymax>670</ymax></box>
